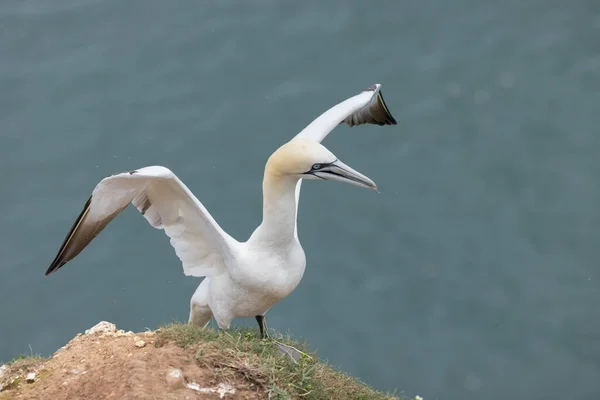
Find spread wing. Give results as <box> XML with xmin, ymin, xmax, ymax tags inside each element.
<box><xmin>292</xmin><ymin>84</ymin><xmax>397</xmax><ymax>238</ymax></box>
<box><xmin>45</xmin><ymin>166</ymin><xmax>237</xmax><ymax>278</ymax></box>
<box><xmin>294</xmin><ymin>84</ymin><xmax>397</xmax><ymax>144</ymax></box>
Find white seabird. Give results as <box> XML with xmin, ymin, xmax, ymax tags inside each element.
<box><xmin>46</xmin><ymin>84</ymin><xmax>397</xmax><ymax>339</ymax></box>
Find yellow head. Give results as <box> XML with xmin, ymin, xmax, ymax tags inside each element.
<box><xmin>265</xmin><ymin>138</ymin><xmax>377</xmax><ymax>190</ymax></box>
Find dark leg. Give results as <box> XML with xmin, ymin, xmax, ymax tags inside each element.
<box><xmin>255</xmin><ymin>315</ymin><xmax>270</xmax><ymax>339</ymax></box>
<box><xmin>255</xmin><ymin>315</ymin><xmax>309</xmax><ymax>362</ymax></box>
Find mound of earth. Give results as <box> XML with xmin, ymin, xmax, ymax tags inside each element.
<box><xmin>0</xmin><ymin>322</ymin><xmax>259</xmax><ymax>399</ymax></box>
<box><xmin>0</xmin><ymin>321</ymin><xmax>401</xmax><ymax>400</ymax></box>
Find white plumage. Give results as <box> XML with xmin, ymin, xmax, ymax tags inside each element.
<box><xmin>46</xmin><ymin>84</ymin><xmax>396</xmax><ymax>336</ymax></box>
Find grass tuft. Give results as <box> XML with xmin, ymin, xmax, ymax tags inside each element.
<box><xmin>156</xmin><ymin>323</ymin><xmax>400</xmax><ymax>399</ymax></box>
<box><xmin>1</xmin><ymin>354</ymin><xmax>47</xmax><ymax>398</ymax></box>
<box><xmin>5</xmin><ymin>354</ymin><xmax>46</xmax><ymax>368</ymax></box>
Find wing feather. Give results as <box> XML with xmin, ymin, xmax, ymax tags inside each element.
<box><xmin>292</xmin><ymin>84</ymin><xmax>397</xmax><ymax>237</ymax></box>
<box><xmin>294</xmin><ymin>84</ymin><xmax>397</xmax><ymax>144</ymax></box>
<box><xmin>46</xmin><ymin>166</ymin><xmax>236</xmax><ymax>278</ymax></box>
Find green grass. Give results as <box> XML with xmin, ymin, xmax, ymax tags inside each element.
<box><xmin>4</xmin><ymin>354</ymin><xmax>46</xmax><ymax>367</ymax></box>
<box><xmin>155</xmin><ymin>323</ymin><xmax>402</xmax><ymax>400</ymax></box>
<box><xmin>0</xmin><ymin>353</ymin><xmax>48</xmax><ymax>395</ymax></box>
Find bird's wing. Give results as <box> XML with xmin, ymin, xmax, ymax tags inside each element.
<box><xmin>294</xmin><ymin>84</ymin><xmax>397</xmax><ymax>144</ymax></box>
<box><xmin>292</xmin><ymin>84</ymin><xmax>397</xmax><ymax>239</ymax></box>
<box><xmin>45</xmin><ymin>166</ymin><xmax>237</xmax><ymax>278</ymax></box>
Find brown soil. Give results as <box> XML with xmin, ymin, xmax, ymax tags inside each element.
<box><xmin>0</xmin><ymin>323</ymin><xmax>264</xmax><ymax>400</ymax></box>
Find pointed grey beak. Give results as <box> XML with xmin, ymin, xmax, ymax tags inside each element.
<box><xmin>309</xmin><ymin>159</ymin><xmax>378</xmax><ymax>191</ymax></box>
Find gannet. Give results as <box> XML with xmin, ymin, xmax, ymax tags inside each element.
<box><xmin>45</xmin><ymin>84</ymin><xmax>397</xmax><ymax>340</ymax></box>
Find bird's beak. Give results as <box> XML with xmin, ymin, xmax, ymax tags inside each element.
<box><xmin>310</xmin><ymin>159</ymin><xmax>378</xmax><ymax>191</ymax></box>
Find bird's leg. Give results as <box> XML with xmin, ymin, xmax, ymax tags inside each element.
<box><xmin>271</xmin><ymin>340</ymin><xmax>312</xmax><ymax>363</ymax></box>
<box><xmin>255</xmin><ymin>315</ymin><xmax>270</xmax><ymax>339</ymax></box>
<box><xmin>255</xmin><ymin>315</ymin><xmax>312</xmax><ymax>362</ymax></box>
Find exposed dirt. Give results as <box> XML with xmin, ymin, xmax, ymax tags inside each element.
<box><xmin>0</xmin><ymin>322</ymin><xmax>264</xmax><ymax>400</ymax></box>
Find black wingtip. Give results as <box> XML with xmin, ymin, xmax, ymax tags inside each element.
<box><xmin>377</xmin><ymin>90</ymin><xmax>397</xmax><ymax>126</ymax></box>
<box><xmin>45</xmin><ymin>248</ymin><xmax>70</xmax><ymax>276</ymax></box>
<box><xmin>45</xmin><ymin>261</ymin><xmax>65</xmax><ymax>276</ymax></box>
<box><xmin>44</xmin><ymin>195</ymin><xmax>92</xmax><ymax>277</ymax></box>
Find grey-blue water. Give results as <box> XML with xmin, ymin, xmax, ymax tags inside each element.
<box><xmin>1</xmin><ymin>1</ymin><xmax>599</xmax><ymax>399</ymax></box>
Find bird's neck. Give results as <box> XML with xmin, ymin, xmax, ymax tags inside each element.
<box><xmin>253</xmin><ymin>170</ymin><xmax>300</xmax><ymax>247</ymax></box>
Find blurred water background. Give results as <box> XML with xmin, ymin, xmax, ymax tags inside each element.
<box><xmin>1</xmin><ymin>1</ymin><xmax>599</xmax><ymax>399</ymax></box>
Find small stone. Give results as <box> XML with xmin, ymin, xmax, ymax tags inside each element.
<box><xmin>186</xmin><ymin>382</ymin><xmax>236</xmax><ymax>398</ymax></box>
<box><xmin>166</xmin><ymin>368</ymin><xmax>185</xmax><ymax>389</ymax></box>
<box><xmin>26</xmin><ymin>372</ymin><xmax>36</xmax><ymax>383</ymax></box>
<box><xmin>0</xmin><ymin>364</ymin><xmax>8</xmax><ymax>380</ymax></box>
<box><xmin>143</xmin><ymin>331</ymin><xmax>155</xmax><ymax>337</ymax></box>
<box><xmin>216</xmin><ymin>383</ymin><xmax>236</xmax><ymax>398</ymax></box>
<box><xmin>0</xmin><ymin>383</ymin><xmax>4</xmax><ymax>392</ymax></box>
<box><xmin>85</xmin><ymin>321</ymin><xmax>116</xmax><ymax>336</ymax></box>
<box><xmin>135</xmin><ymin>340</ymin><xmax>146</xmax><ymax>348</ymax></box>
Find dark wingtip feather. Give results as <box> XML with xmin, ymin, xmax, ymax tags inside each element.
<box><xmin>342</xmin><ymin>85</ymin><xmax>398</xmax><ymax>128</ymax></box>
<box><xmin>45</xmin><ymin>196</ymin><xmax>92</xmax><ymax>276</ymax></box>
<box><xmin>45</xmin><ymin>260</ymin><xmax>66</xmax><ymax>276</ymax></box>
<box><xmin>376</xmin><ymin>90</ymin><xmax>397</xmax><ymax>125</ymax></box>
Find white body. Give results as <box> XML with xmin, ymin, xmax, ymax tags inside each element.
<box><xmin>45</xmin><ymin>84</ymin><xmax>396</xmax><ymax>330</ymax></box>
<box><xmin>191</xmin><ymin>175</ymin><xmax>307</xmax><ymax>328</ymax></box>
<box><xmin>191</xmin><ymin>226</ymin><xmax>306</xmax><ymax>328</ymax></box>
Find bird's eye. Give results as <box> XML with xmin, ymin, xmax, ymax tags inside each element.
<box><xmin>312</xmin><ymin>163</ymin><xmax>323</xmax><ymax>170</ymax></box>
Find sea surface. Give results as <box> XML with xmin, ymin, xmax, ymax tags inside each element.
<box><xmin>1</xmin><ymin>1</ymin><xmax>599</xmax><ymax>399</ymax></box>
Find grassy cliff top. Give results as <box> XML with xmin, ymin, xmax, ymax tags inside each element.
<box><xmin>0</xmin><ymin>321</ymin><xmax>405</xmax><ymax>399</ymax></box>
